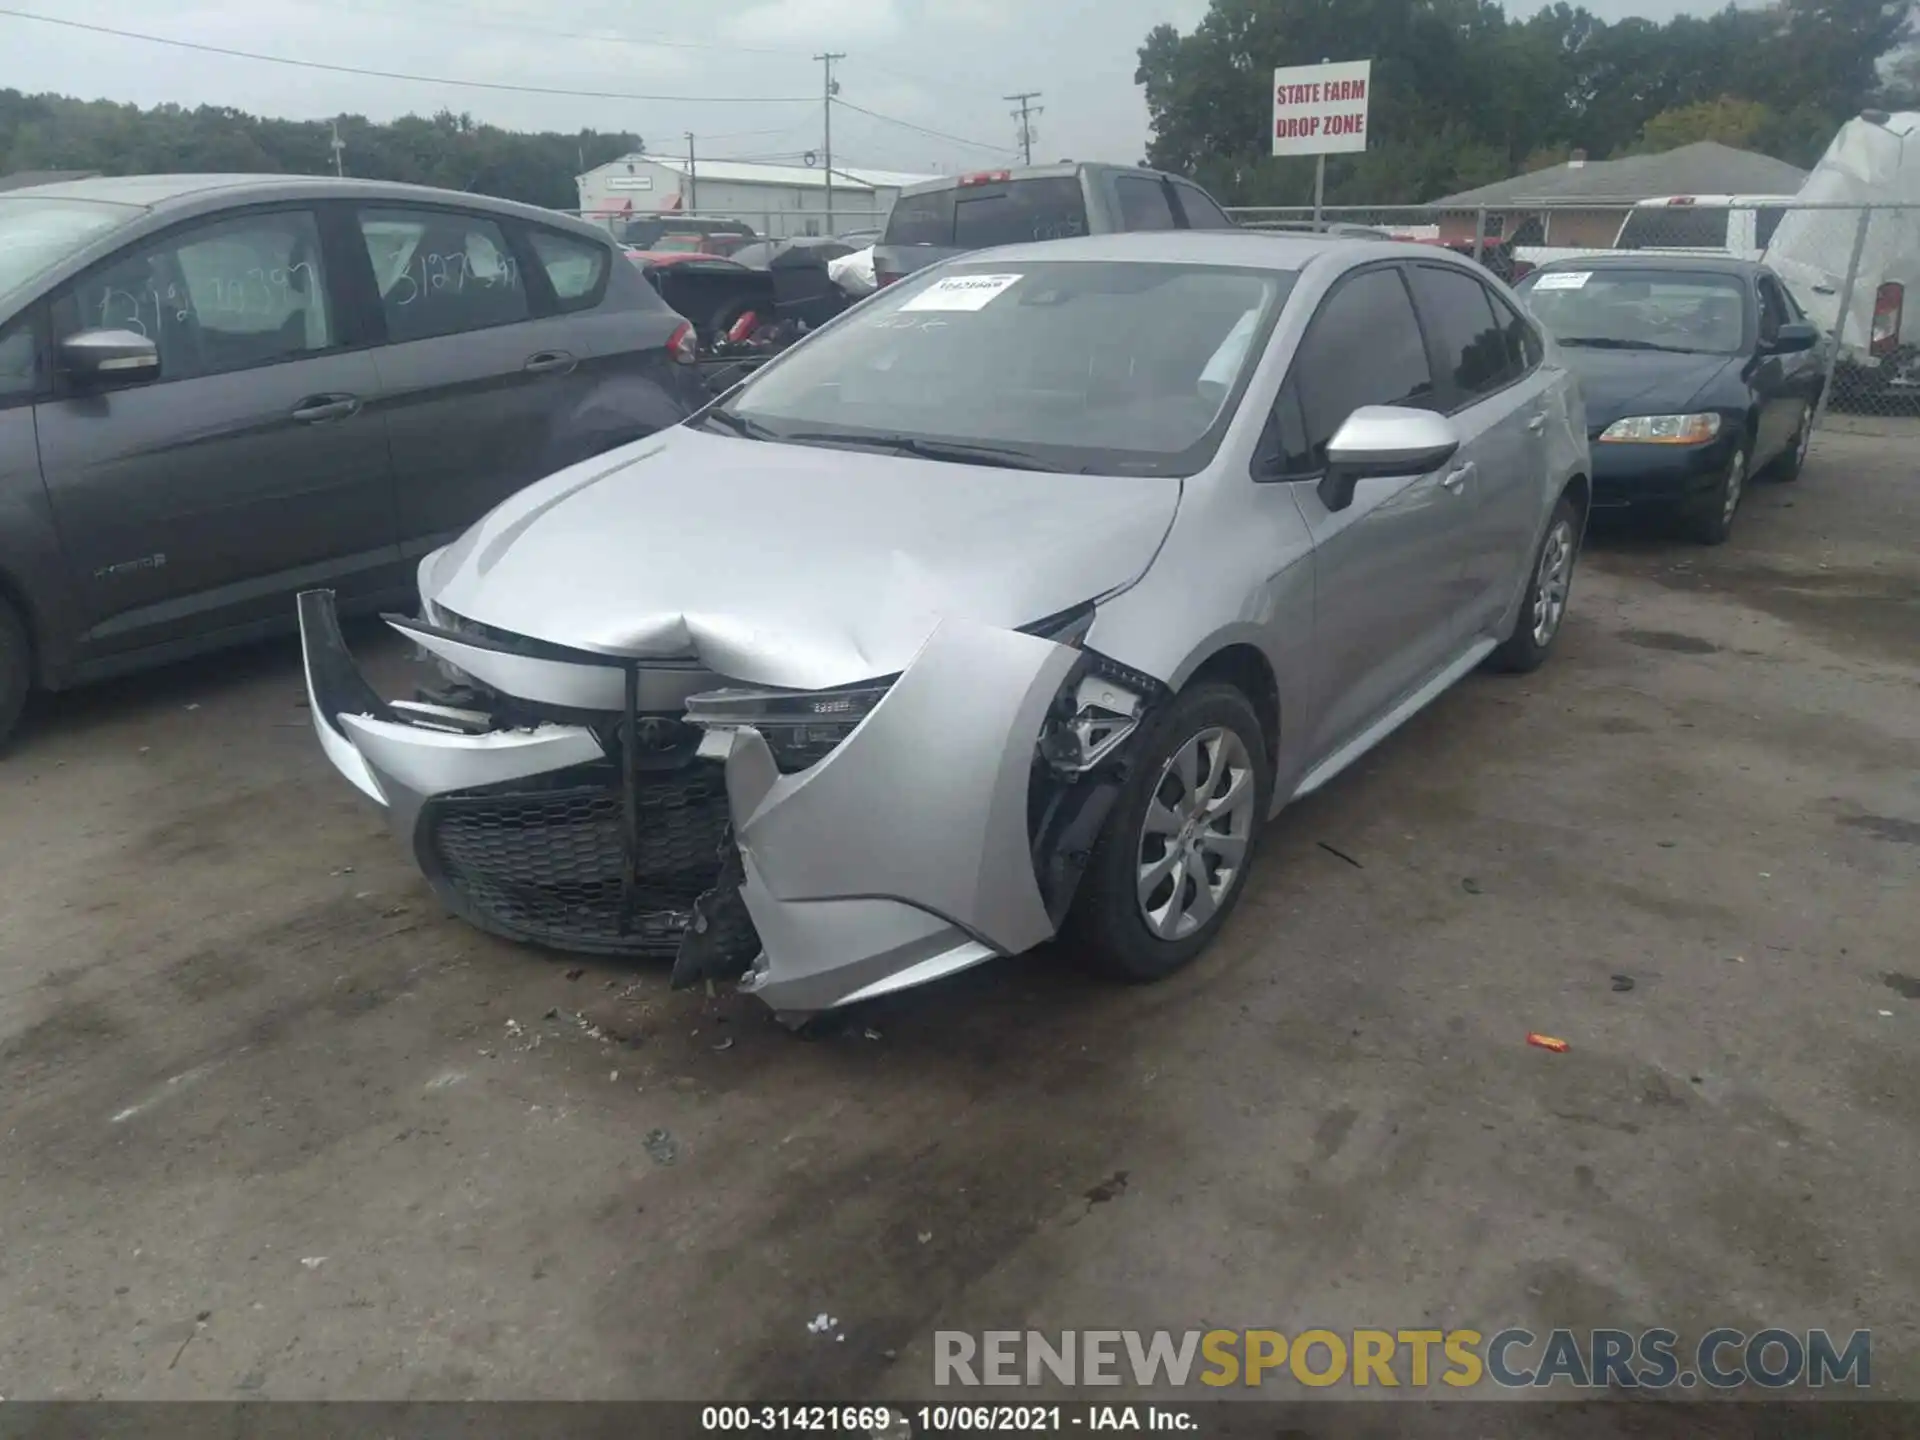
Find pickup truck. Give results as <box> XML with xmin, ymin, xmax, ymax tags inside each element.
<box><xmin>1518</xmin><ymin>194</ymin><xmax>1796</xmax><ymax>269</ymax></box>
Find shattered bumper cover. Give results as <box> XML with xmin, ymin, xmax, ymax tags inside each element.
<box><xmin>298</xmin><ymin>590</ymin><xmax>1136</xmax><ymax>1015</ymax></box>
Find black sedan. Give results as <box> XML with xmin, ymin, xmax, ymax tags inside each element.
<box><xmin>1514</xmin><ymin>256</ymin><xmax>1827</xmax><ymax>544</ymax></box>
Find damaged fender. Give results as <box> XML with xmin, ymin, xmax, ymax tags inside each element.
<box><xmin>691</xmin><ymin>619</ymin><xmax>1082</xmax><ymax>1011</ymax></box>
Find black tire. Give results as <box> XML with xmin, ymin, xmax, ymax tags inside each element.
<box><xmin>0</xmin><ymin>597</ymin><xmax>30</xmax><ymax>752</ymax></box>
<box><xmin>1066</xmin><ymin>683</ymin><xmax>1272</xmax><ymax>984</ymax></box>
<box><xmin>1770</xmin><ymin>405</ymin><xmax>1813</xmax><ymax>483</ymax></box>
<box><xmin>1488</xmin><ymin>494</ymin><xmax>1581</xmax><ymax>675</ymax></box>
<box><xmin>1684</xmin><ymin>439</ymin><xmax>1748</xmax><ymax>546</ymax></box>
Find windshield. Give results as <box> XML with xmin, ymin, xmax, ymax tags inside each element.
<box><xmin>705</xmin><ymin>259</ymin><xmax>1294</xmax><ymax>476</ymax></box>
<box><xmin>1517</xmin><ymin>269</ymin><xmax>1750</xmax><ymax>355</ymax></box>
<box><xmin>1617</xmin><ymin>204</ymin><xmax>1730</xmax><ymax>250</ymax></box>
<box><xmin>0</xmin><ymin>197</ymin><xmax>141</xmax><ymax>295</ymax></box>
<box><xmin>882</xmin><ymin>177</ymin><xmax>1089</xmax><ymax>249</ymax></box>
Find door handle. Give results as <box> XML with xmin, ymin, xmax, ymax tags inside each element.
<box><xmin>291</xmin><ymin>394</ymin><xmax>360</xmax><ymax>423</ymax></box>
<box><xmin>1441</xmin><ymin>462</ymin><xmax>1476</xmax><ymax>495</ymax></box>
<box><xmin>1527</xmin><ymin>412</ymin><xmax>1549</xmax><ymax>434</ymax></box>
<box><xmin>523</xmin><ymin>350</ymin><xmax>578</xmax><ymax>376</ymax></box>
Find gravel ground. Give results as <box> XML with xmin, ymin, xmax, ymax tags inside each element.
<box><xmin>1</xmin><ymin>428</ymin><xmax>1914</xmax><ymax>1404</ymax></box>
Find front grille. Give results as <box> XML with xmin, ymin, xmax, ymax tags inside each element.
<box><xmin>417</xmin><ymin>764</ymin><xmax>731</xmax><ymax>956</ymax></box>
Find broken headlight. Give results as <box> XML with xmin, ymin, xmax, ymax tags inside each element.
<box><xmin>682</xmin><ymin>681</ymin><xmax>895</xmax><ymax>774</ymax></box>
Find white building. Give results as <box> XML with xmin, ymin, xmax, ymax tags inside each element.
<box><xmin>576</xmin><ymin>154</ymin><xmax>937</xmax><ymax>240</ymax></box>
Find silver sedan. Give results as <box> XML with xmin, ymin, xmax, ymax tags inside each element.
<box><xmin>299</xmin><ymin>231</ymin><xmax>1591</xmax><ymax>1022</ymax></box>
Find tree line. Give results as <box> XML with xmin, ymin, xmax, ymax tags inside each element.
<box><xmin>1137</xmin><ymin>0</ymin><xmax>1918</xmax><ymax>207</ymax></box>
<box><xmin>0</xmin><ymin>90</ymin><xmax>637</xmax><ymax>212</ymax></box>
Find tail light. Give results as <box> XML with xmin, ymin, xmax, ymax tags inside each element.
<box><xmin>1871</xmin><ymin>282</ymin><xmax>1903</xmax><ymax>357</ymax></box>
<box><xmin>726</xmin><ymin>311</ymin><xmax>760</xmax><ymax>345</ymax></box>
<box><xmin>668</xmin><ymin>320</ymin><xmax>697</xmax><ymax>365</ymax></box>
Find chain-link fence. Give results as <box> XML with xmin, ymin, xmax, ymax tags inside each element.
<box><xmin>1225</xmin><ymin>199</ymin><xmax>1920</xmax><ymax>442</ymax></box>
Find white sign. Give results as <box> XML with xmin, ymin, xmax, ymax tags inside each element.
<box><xmin>900</xmin><ymin>273</ymin><xmax>1023</xmax><ymax>312</ymax></box>
<box><xmin>1531</xmin><ymin>271</ymin><xmax>1591</xmax><ymax>291</ymax></box>
<box><xmin>1271</xmin><ymin>59</ymin><xmax>1373</xmax><ymax>158</ymax></box>
<box><xmin>606</xmin><ymin>175</ymin><xmax>654</xmax><ymax>191</ymax></box>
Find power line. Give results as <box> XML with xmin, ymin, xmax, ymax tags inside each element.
<box><xmin>1005</xmin><ymin>91</ymin><xmax>1043</xmax><ymax>166</ymax></box>
<box><xmin>317</xmin><ymin>0</ymin><xmax>803</xmax><ymax>57</ymax></box>
<box><xmin>831</xmin><ymin>99</ymin><xmax>1015</xmax><ymax>157</ymax></box>
<box><xmin>0</xmin><ymin>8</ymin><xmax>817</xmax><ymax>103</ymax></box>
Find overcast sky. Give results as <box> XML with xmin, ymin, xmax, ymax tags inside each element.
<box><xmin>7</xmin><ymin>1</ymin><xmax>1722</xmax><ymax>177</ymax></box>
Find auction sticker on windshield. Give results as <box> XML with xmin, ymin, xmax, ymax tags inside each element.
<box><xmin>901</xmin><ymin>273</ymin><xmax>1023</xmax><ymax>312</ymax></box>
<box><xmin>1532</xmin><ymin>271</ymin><xmax>1591</xmax><ymax>291</ymax></box>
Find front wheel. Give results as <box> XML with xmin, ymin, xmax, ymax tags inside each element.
<box><xmin>1488</xmin><ymin>495</ymin><xmax>1581</xmax><ymax>675</ymax></box>
<box><xmin>0</xmin><ymin>597</ymin><xmax>30</xmax><ymax>751</ymax></box>
<box><xmin>1685</xmin><ymin>441</ymin><xmax>1748</xmax><ymax>546</ymax></box>
<box><xmin>1067</xmin><ymin>684</ymin><xmax>1272</xmax><ymax>984</ymax></box>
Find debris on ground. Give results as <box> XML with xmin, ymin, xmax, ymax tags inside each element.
<box><xmin>1462</xmin><ymin>877</ymin><xmax>1484</xmax><ymax>895</ymax></box>
<box><xmin>807</xmin><ymin>1313</ymin><xmax>837</xmax><ymax>1335</ymax></box>
<box><xmin>712</xmin><ymin>1037</ymin><xmax>734</xmax><ymax>1052</ymax></box>
<box><xmin>1084</xmin><ymin>1171</ymin><xmax>1130</xmax><ymax>1207</ymax></box>
<box><xmin>504</xmin><ymin>1019</ymin><xmax>523</xmax><ymax>1038</ymax></box>
<box><xmin>566</xmin><ymin>968</ymin><xmax>584</xmax><ymax>981</ymax></box>
<box><xmin>643</xmin><ymin>1129</ymin><xmax>678</xmax><ymax>1166</ymax></box>
<box><xmin>863</xmin><ymin>1028</ymin><xmax>883</xmax><ymax>1041</ymax></box>
<box><xmin>917</xmin><ymin>1231</ymin><xmax>933</xmax><ymax>1245</ymax></box>
<box><xmin>299</xmin><ymin>1257</ymin><xmax>326</xmax><ymax>1269</ymax></box>
<box><xmin>1316</xmin><ymin>841</ymin><xmax>1363</xmax><ymax>868</ymax></box>
<box><xmin>1526</xmin><ymin>1033</ymin><xmax>1570</xmax><ymax>1053</ymax></box>
<box><xmin>1610</xmin><ymin>975</ymin><xmax>1636</xmax><ymax>993</ymax></box>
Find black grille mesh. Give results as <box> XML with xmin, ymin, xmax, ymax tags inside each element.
<box><xmin>418</xmin><ymin>765</ymin><xmax>732</xmax><ymax>956</ymax></box>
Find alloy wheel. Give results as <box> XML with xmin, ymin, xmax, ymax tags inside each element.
<box><xmin>1135</xmin><ymin>726</ymin><xmax>1257</xmax><ymax>941</ymax></box>
<box><xmin>1531</xmin><ymin>519</ymin><xmax>1576</xmax><ymax>649</ymax></box>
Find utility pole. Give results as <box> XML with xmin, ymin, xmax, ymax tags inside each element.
<box><xmin>815</xmin><ymin>52</ymin><xmax>845</xmax><ymax>233</ymax></box>
<box><xmin>329</xmin><ymin>118</ymin><xmax>346</xmax><ymax>177</ymax></box>
<box><xmin>1005</xmin><ymin>91</ymin><xmax>1043</xmax><ymax>166</ymax></box>
<box><xmin>684</xmin><ymin>131</ymin><xmax>697</xmax><ymax>213</ymax></box>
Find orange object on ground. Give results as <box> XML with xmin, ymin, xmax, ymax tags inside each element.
<box><xmin>1526</xmin><ymin>1033</ymin><xmax>1570</xmax><ymax>1053</ymax></box>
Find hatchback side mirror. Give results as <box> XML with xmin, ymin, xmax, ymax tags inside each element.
<box><xmin>1319</xmin><ymin>406</ymin><xmax>1462</xmax><ymax>512</ymax></box>
<box><xmin>1768</xmin><ymin>321</ymin><xmax>1818</xmax><ymax>355</ymax></box>
<box><xmin>59</xmin><ymin>328</ymin><xmax>160</xmax><ymax>383</ymax></box>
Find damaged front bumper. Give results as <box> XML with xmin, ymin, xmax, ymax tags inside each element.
<box><xmin>296</xmin><ymin>590</ymin><xmax>1154</xmax><ymax>1016</ymax></box>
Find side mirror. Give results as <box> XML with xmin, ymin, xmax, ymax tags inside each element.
<box><xmin>1769</xmin><ymin>321</ymin><xmax>1818</xmax><ymax>355</ymax></box>
<box><xmin>59</xmin><ymin>328</ymin><xmax>159</xmax><ymax>383</ymax></box>
<box><xmin>1318</xmin><ymin>405</ymin><xmax>1461</xmax><ymax>512</ymax></box>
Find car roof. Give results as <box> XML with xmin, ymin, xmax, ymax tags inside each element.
<box><xmin>1</xmin><ymin>172</ymin><xmax>609</xmax><ymax>238</ymax></box>
<box><xmin>928</xmin><ymin>228</ymin><xmax>1477</xmax><ymax>272</ymax></box>
<box><xmin>895</xmin><ymin>160</ymin><xmax>1189</xmax><ymax>199</ymax></box>
<box><xmin>1529</xmin><ymin>253</ymin><xmax>1768</xmax><ymax>278</ymax></box>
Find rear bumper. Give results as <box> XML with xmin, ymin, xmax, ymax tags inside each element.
<box><xmin>1589</xmin><ymin>434</ymin><xmax>1735</xmax><ymax>507</ymax></box>
<box><xmin>297</xmin><ymin>590</ymin><xmax>1107</xmax><ymax>1017</ymax></box>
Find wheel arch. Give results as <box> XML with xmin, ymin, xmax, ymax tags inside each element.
<box><xmin>1178</xmin><ymin>641</ymin><xmax>1281</xmax><ymax>776</ymax></box>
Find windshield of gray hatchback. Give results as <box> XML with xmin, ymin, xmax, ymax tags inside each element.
<box><xmin>709</xmin><ymin>259</ymin><xmax>1296</xmax><ymax>476</ymax></box>
<box><xmin>0</xmin><ymin>198</ymin><xmax>142</xmax><ymax>297</ymax></box>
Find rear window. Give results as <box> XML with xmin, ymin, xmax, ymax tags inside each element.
<box><xmin>881</xmin><ymin>177</ymin><xmax>1089</xmax><ymax>248</ymax></box>
<box><xmin>1618</xmin><ymin>204</ymin><xmax>1731</xmax><ymax>250</ymax></box>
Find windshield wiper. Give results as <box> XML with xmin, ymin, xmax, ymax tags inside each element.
<box><xmin>695</xmin><ymin>409</ymin><xmax>778</xmax><ymax>440</ymax></box>
<box><xmin>779</xmin><ymin>429</ymin><xmax>1065</xmax><ymax>471</ymax></box>
<box><xmin>1558</xmin><ymin>337</ymin><xmax>1710</xmax><ymax>354</ymax></box>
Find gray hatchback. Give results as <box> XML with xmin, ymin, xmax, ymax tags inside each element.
<box><xmin>0</xmin><ymin>174</ymin><xmax>709</xmax><ymax>746</ymax></box>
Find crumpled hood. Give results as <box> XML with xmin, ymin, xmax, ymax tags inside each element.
<box><xmin>1562</xmin><ymin>348</ymin><xmax>1738</xmax><ymax>429</ymax></box>
<box><xmin>423</xmin><ymin>426</ymin><xmax>1182</xmax><ymax>690</ymax></box>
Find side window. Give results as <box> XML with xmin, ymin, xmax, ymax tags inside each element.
<box><xmin>1487</xmin><ymin>288</ymin><xmax>1543</xmax><ymax>375</ymax></box>
<box><xmin>1171</xmin><ymin>181</ymin><xmax>1236</xmax><ymax>230</ymax></box>
<box><xmin>1407</xmin><ymin>263</ymin><xmax>1512</xmax><ymax>405</ymax></box>
<box><xmin>527</xmin><ymin>228</ymin><xmax>610</xmax><ymax>311</ymax></box>
<box><xmin>53</xmin><ymin>209</ymin><xmax>334</xmax><ymax>383</ymax></box>
<box><xmin>1114</xmin><ymin>175</ymin><xmax>1178</xmax><ymax>232</ymax></box>
<box><xmin>0</xmin><ymin>318</ymin><xmax>40</xmax><ymax>404</ymax></box>
<box><xmin>1756</xmin><ymin>276</ymin><xmax>1789</xmax><ymax>342</ymax></box>
<box><xmin>358</xmin><ymin>207</ymin><xmax>529</xmax><ymax>343</ymax></box>
<box><xmin>1293</xmin><ymin>268</ymin><xmax>1436</xmax><ymax>469</ymax></box>
<box><xmin>1254</xmin><ymin>382</ymin><xmax>1315</xmax><ymax>478</ymax></box>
